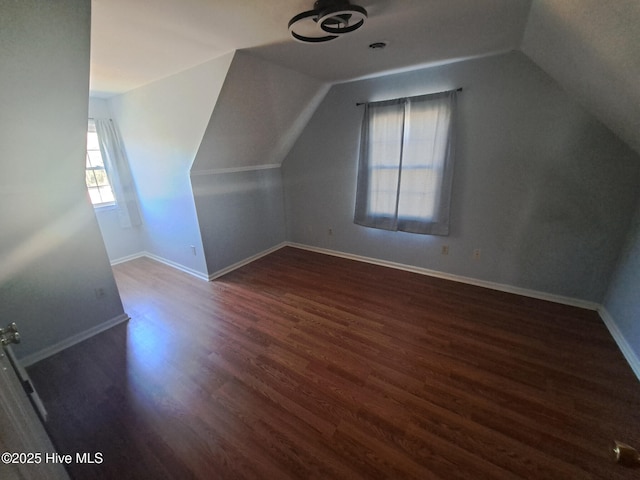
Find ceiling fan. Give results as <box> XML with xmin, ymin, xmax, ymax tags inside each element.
<box><xmin>288</xmin><ymin>0</ymin><xmax>368</xmax><ymax>44</ymax></box>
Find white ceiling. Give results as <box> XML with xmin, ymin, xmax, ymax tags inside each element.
<box><xmin>90</xmin><ymin>0</ymin><xmax>299</xmax><ymax>96</ymax></box>
<box><xmin>90</xmin><ymin>0</ymin><xmax>532</xmax><ymax>96</ymax></box>
<box><xmin>90</xmin><ymin>0</ymin><xmax>640</xmax><ymax>155</ymax></box>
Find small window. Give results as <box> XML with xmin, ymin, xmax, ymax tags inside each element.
<box><xmin>85</xmin><ymin>120</ymin><xmax>115</xmax><ymax>207</ymax></box>
<box><xmin>354</xmin><ymin>90</ymin><xmax>457</xmax><ymax>236</ymax></box>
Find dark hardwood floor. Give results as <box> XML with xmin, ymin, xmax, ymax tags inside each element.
<box><xmin>27</xmin><ymin>246</ymin><xmax>640</xmax><ymax>479</ymax></box>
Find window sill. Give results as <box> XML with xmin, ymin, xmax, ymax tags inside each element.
<box><xmin>93</xmin><ymin>203</ymin><xmax>116</xmax><ymax>211</ymax></box>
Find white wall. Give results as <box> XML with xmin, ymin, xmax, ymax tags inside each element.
<box><xmin>0</xmin><ymin>0</ymin><xmax>125</xmax><ymax>360</ymax></box>
<box><xmin>88</xmin><ymin>97</ymin><xmax>111</xmax><ymax>118</ymax></box>
<box><xmin>107</xmin><ymin>53</ymin><xmax>234</xmax><ymax>277</ymax></box>
<box><xmin>282</xmin><ymin>51</ymin><xmax>640</xmax><ymax>303</ymax></box>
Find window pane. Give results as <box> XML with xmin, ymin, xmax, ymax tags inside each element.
<box><xmin>93</xmin><ymin>168</ymin><xmax>109</xmax><ymax>186</ymax></box>
<box><xmin>85</xmin><ymin>120</ymin><xmax>117</xmax><ymax>207</ymax></box>
<box><xmin>87</xmin><ymin>187</ymin><xmax>102</xmax><ymax>204</ymax></box>
<box><xmin>369</xmin><ymin>142</ymin><xmax>402</xmax><ymax>168</ymax></box>
<box><xmin>87</xmin><ymin>131</ymin><xmax>100</xmax><ymax>150</ymax></box>
<box><xmin>86</xmin><ymin>170</ymin><xmax>98</xmax><ymax>187</ymax></box>
<box><xmin>368</xmin><ymin>168</ymin><xmax>399</xmax><ymax>216</ymax></box>
<box><xmin>87</xmin><ymin>150</ymin><xmax>104</xmax><ymax>168</ymax></box>
<box><xmin>368</xmin><ymin>104</ymin><xmax>403</xmax><ymax>168</ymax></box>
<box><xmin>98</xmin><ymin>186</ymin><xmax>115</xmax><ymax>204</ymax></box>
<box><xmin>398</xmin><ymin>168</ymin><xmax>439</xmax><ymax>220</ymax></box>
<box><xmin>404</xmin><ymin>98</ymin><xmax>451</xmax><ymax>169</ymax></box>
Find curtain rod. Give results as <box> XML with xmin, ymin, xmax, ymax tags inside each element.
<box><xmin>356</xmin><ymin>87</ymin><xmax>462</xmax><ymax>106</ymax></box>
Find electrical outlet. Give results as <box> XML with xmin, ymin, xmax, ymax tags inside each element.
<box><xmin>473</xmin><ymin>248</ymin><xmax>481</xmax><ymax>260</ymax></box>
<box><xmin>328</xmin><ymin>228</ymin><xmax>333</xmax><ymax>236</ymax></box>
<box><xmin>94</xmin><ymin>287</ymin><xmax>106</xmax><ymax>299</ymax></box>
<box><xmin>190</xmin><ymin>245</ymin><xmax>197</xmax><ymax>256</ymax></box>
<box><xmin>441</xmin><ymin>245</ymin><xmax>449</xmax><ymax>255</ymax></box>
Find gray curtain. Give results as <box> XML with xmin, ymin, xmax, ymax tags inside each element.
<box><xmin>94</xmin><ymin>119</ymin><xmax>142</xmax><ymax>228</ymax></box>
<box><xmin>354</xmin><ymin>90</ymin><xmax>456</xmax><ymax>235</ymax></box>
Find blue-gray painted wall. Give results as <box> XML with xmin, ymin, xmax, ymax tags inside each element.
<box><xmin>0</xmin><ymin>0</ymin><xmax>125</xmax><ymax>359</ymax></box>
<box><xmin>191</xmin><ymin>168</ymin><xmax>286</xmax><ymax>275</ymax></box>
<box><xmin>282</xmin><ymin>51</ymin><xmax>640</xmax><ymax>303</ymax></box>
<box><xmin>604</xmin><ymin>201</ymin><xmax>640</xmax><ymax>359</ymax></box>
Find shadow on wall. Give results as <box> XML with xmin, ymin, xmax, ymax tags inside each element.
<box><xmin>190</xmin><ymin>168</ymin><xmax>286</xmax><ymax>275</ymax></box>
<box><xmin>508</xmin><ymin>135</ymin><xmax>640</xmax><ymax>301</ymax></box>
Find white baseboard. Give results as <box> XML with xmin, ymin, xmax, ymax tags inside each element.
<box><xmin>208</xmin><ymin>242</ymin><xmax>288</xmax><ymax>281</ymax></box>
<box><xmin>111</xmin><ymin>243</ymin><xmax>601</xmax><ymax>311</ymax></box>
<box><xmin>18</xmin><ymin>243</ymin><xmax>281</xmax><ymax>367</ymax></box>
<box><xmin>110</xmin><ymin>251</ymin><xmax>209</xmax><ymax>281</ymax></box>
<box><xmin>110</xmin><ymin>252</ymin><xmax>146</xmax><ymax>266</ymax></box>
<box><xmin>105</xmin><ymin>242</ymin><xmax>640</xmax><ymax>383</ymax></box>
<box><xmin>143</xmin><ymin>251</ymin><xmax>209</xmax><ymax>281</ymax></box>
<box><xmin>286</xmin><ymin>242</ymin><xmax>600</xmax><ymax>311</ymax></box>
<box><xmin>287</xmin><ymin>243</ymin><xmax>640</xmax><ymax>382</ymax></box>
<box><xmin>19</xmin><ymin>313</ymin><xmax>130</xmax><ymax>368</ymax></box>
<box><xmin>108</xmin><ymin>244</ymin><xmax>288</xmax><ymax>283</ymax></box>
<box><xmin>598</xmin><ymin>307</ymin><xmax>640</xmax><ymax>381</ymax></box>
<box><xmin>115</xmin><ymin>243</ymin><xmax>599</xmax><ymax>310</ymax></box>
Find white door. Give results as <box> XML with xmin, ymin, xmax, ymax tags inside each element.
<box><xmin>0</xmin><ymin>338</ymin><xmax>69</xmax><ymax>480</ymax></box>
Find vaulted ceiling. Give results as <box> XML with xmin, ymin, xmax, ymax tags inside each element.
<box><xmin>91</xmin><ymin>0</ymin><xmax>640</xmax><ymax>154</ymax></box>
<box><xmin>521</xmin><ymin>0</ymin><xmax>640</xmax><ymax>154</ymax></box>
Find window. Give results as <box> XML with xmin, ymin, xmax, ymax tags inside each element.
<box><xmin>354</xmin><ymin>90</ymin><xmax>457</xmax><ymax>235</ymax></box>
<box><xmin>85</xmin><ymin>120</ymin><xmax>115</xmax><ymax>207</ymax></box>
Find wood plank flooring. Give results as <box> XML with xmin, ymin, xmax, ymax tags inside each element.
<box><xmin>27</xmin><ymin>246</ymin><xmax>640</xmax><ymax>479</ymax></box>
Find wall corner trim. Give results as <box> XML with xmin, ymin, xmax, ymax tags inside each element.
<box><xmin>598</xmin><ymin>306</ymin><xmax>640</xmax><ymax>382</ymax></box>
<box><xmin>142</xmin><ymin>251</ymin><xmax>210</xmax><ymax>281</ymax></box>
<box><xmin>19</xmin><ymin>314</ymin><xmax>130</xmax><ymax>368</ymax></box>
<box><xmin>110</xmin><ymin>252</ymin><xmax>147</xmax><ymax>266</ymax></box>
<box><xmin>110</xmin><ymin>251</ymin><xmax>209</xmax><ymax>281</ymax></box>
<box><xmin>208</xmin><ymin>242</ymin><xmax>288</xmax><ymax>281</ymax></box>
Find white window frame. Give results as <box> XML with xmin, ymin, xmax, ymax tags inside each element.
<box><xmin>85</xmin><ymin>120</ymin><xmax>116</xmax><ymax>208</ymax></box>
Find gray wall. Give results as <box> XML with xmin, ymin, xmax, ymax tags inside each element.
<box><xmin>191</xmin><ymin>168</ymin><xmax>286</xmax><ymax>275</ymax></box>
<box><xmin>282</xmin><ymin>51</ymin><xmax>640</xmax><ymax>303</ymax></box>
<box><xmin>604</xmin><ymin>201</ymin><xmax>640</xmax><ymax>358</ymax></box>
<box><xmin>522</xmin><ymin>0</ymin><xmax>640</xmax><ymax>155</ymax></box>
<box><xmin>0</xmin><ymin>0</ymin><xmax>125</xmax><ymax>359</ymax></box>
<box><xmin>106</xmin><ymin>53</ymin><xmax>234</xmax><ymax>276</ymax></box>
<box><xmin>190</xmin><ymin>51</ymin><xmax>326</xmax><ymax>276</ymax></box>
<box><xmin>191</xmin><ymin>50</ymin><xmax>328</xmax><ymax>172</ymax></box>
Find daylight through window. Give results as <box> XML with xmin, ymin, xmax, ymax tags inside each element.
<box><xmin>86</xmin><ymin>120</ymin><xmax>115</xmax><ymax>207</ymax></box>
<box><xmin>354</xmin><ymin>90</ymin><xmax>457</xmax><ymax>236</ymax></box>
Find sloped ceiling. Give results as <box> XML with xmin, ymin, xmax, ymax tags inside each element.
<box><xmin>91</xmin><ymin>0</ymin><xmax>640</xmax><ymax>156</ymax></box>
<box><xmin>90</xmin><ymin>0</ymin><xmax>532</xmax><ymax>95</ymax></box>
<box><xmin>521</xmin><ymin>0</ymin><xmax>640</xmax><ymax>155</ymax></box>
<box><xmin>191</xmin><ymin>50</ymin><xmax>328</xmax><ymax>172</ymax></box>
<box><xmin>90</xmin><ymin>0</ymin><xmax>297</xmax><ymax>96</ymax></box>
<box><xmin>245</xmin><ymin>0</ymin><xmax>531</xmax><ymax>83</ymax></box>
